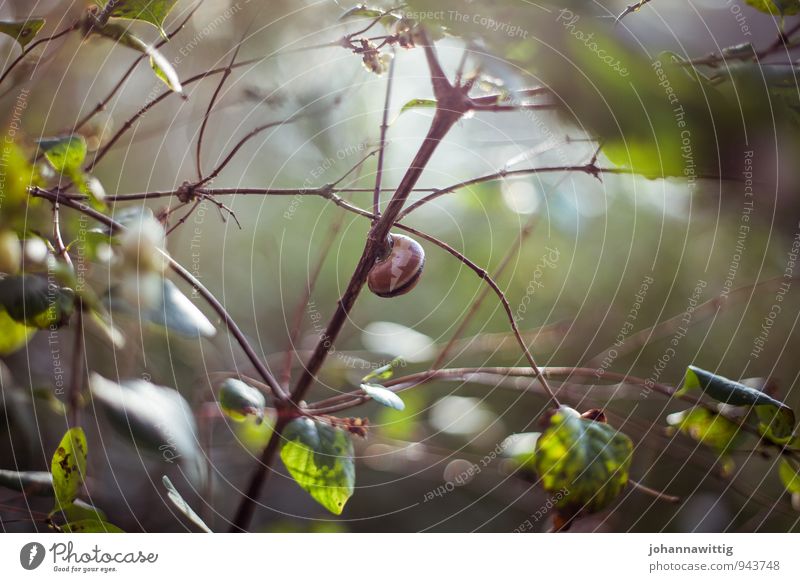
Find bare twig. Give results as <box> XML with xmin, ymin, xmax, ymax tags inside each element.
<box><xmin>628</xmin><ymin>478</ymin><xmax>680</xmax><ymax>503</ymax></box>
<box><xmin>372</xmin><ymin>47</ymin><xmax>396</xmax><ymax>220</ymax></box>
<box><xmin>0</xmin><ymin>21</ymin><xmax>81</xmax><ymax>87</ymax></box>
<box><xmin>615</xmin><ymin>0</ymin><xmax>654</xmax><ymax>25</ymax></box>
<box><xmin>73</xmin><ymin>3</ymin><xmax>200</xmax><ymax>133</ymax></box>
<box><xmin>229</xmin><ymin>31</ymin><xmax>469</xmax><ymax>532</ymax></box>
<box><xmin>29</xmin><ymin>187</ymin><xmax>287</xmax><ymax>402</ymax></box>
<box><xmin>195</xmin><ymin>115</ymin><xmax>305</xmax><ymax>187</ymax></box>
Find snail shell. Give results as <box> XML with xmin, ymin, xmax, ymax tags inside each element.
<box><xmin>367</xmin><ymin>234</ymin><xmax>425</xmax><ymax>298</ymax></box>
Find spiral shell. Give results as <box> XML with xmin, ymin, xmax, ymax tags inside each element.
<box><xmin>367</xmin><ymin>234</ymin><xmax>425</xmax><ymax>298</ymax></box>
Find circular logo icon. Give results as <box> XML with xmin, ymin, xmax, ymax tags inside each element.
<box><xmin>19</xmin><ymin>542</ymin><xmax>46</xmax><ymax>570</ymax></box>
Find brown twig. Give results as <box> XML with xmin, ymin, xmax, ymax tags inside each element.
<box><xmin>229</xmin><ymin>30</ymin><xmax>469</xmax><ymax>532</ymax></box>
<box><xmin>29</xmin><ymin>187</ymin><xmax>287</xmax><ymax>403</ymax></box>
<box><xmin>0</xmin><ymin>21</ymin><xmax>81</xmax><ymax>87</ymax></box>
<box><xmin>372</xmin><ymin>47</ymin><xmax>396</xmax><ymax>220</ymax></box>
<box><xmin>72</xmin><ymin>2</ymin><xmax>200</xmax><ymax>134</ymax></box>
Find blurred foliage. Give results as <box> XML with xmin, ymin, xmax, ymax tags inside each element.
<box><xmin>1</xmin><ymin>0</ymin><xmax>800</xmax><ymax>533</ymax></box>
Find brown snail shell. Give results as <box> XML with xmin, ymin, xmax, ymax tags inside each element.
<box><xmin>367</xmin><ymin>234</ymin><xmax>425</xmax><ymax>298</ymax></box>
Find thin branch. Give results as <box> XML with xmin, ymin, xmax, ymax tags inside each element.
<box><xmin>53</xmin><ymin>201</ymin><xmax>83</xmax><ymax>427</ymax></box>
<box><xmin>85</xmin><ymin>55</ymin><xmax>267</xmax><ymax>172</ymax></box>
<box><xmin>165</xmin><ymin>199</ymin><xmax>201</xmax><ymax>236</ymax></box>
<box><xmin>195</xmin><ymin>115</ymin><xmax>305</xmax><ymax>188</ymax></box>
<box><xmin>628</xmin><ymin>478</ymin><xmax>680</xmax><ymax>503</ymax></box>
<box><xmin>432</xmin><ymin>212</ymin><xmax>540</xmax><ymax>370</ymax></box>
<box><xmin>372</xmin><ymin>48</ymin><xmax>396</xmax><ymax>220</ymax></box>
<box><xmin>29</xmin><ymin>187</ymin><xmax>287</xmax><ymax>402</ymax></box>
<box><xmin>399</xmin><ymin>164</ymin><xmax>613</xmax><ymax>219</ymax></box>
<box><xmin>229</xmin><ymin>30</ymin><xmax>468</xmax><ymax>532</ymax></box>
<box><xmin>278</xmin><ymin>156</ymin><xmax>373</xmax><ymax>389</ymax></box>
<box><xmin>0</xmin><ymin>21</ymin><xmax>81</xmax><ymax>87</ymax></box>
<box><xmin>615</xmin><ymin>0</ymin><xmax>654</xmax><ymax>25</ymax></box>
<box><xmin>73</xmin><ymin>2</ymin><xmax>200</xmax><ymax>133</ymax></box>
<box><xmin>195</xmin><ymin>19</ymin><xmax>250</xmax><ymax>180</ymax></box>
<box><xmin>392</xmin><ymin>222</ymin><xmax>559</xmax><ymax>405</ymax></box>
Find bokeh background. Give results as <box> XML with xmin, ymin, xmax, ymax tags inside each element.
<box><xmin>2</xmin><ymin>0</ymin><xmax>800</xmax><ymax>532</ymax></box>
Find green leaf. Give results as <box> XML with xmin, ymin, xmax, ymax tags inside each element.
<box><xmin>95</xmin><ymin>23</ymin><xmax>183</xmax><ymax>93</ymax></box>
<box><xmin>745</xmin><ymin>0</ymin><xmax>800</xmax><ymax>16</ymax></box>
<box><xmin>339</xmin><ymin>5</ymin><xmax>384</xmax><ymax>20</ymax></box>
<box><xmin>0</xmin><ymin>19</ymin><xmax>46</xmax><ymax>49</ymax></box>
<box><xmin>678</xmin><ymin>366</ymin><xmax>796</xmax><ymax>442</ymax></box>
<box><xmin>105</xmin><ymin>278</ymin><xmax>215</xmax><ymax>338</ymax></box>
<box><xmin>666</xmin><ymin>407</ymin><xmax>740</xmax><ymax>477</ymax></box>
<box><xmin>162</xmin><ymin>476</ymin><xmax>212</xmax><ymax>532</ymax></box>
<box><xmin>60</xmin><ymin>519</ymin><xmax>124</xmax><ymax>533</ymax></box>
<box><xmin>89</xmin><ymin>374</ymin><xmax>206</xmax><ymax>483</ymax></box>
<box><xmin>361</xmin><ymin>357</ymin><xmax>404</xmax><ymax>383</ymax></box>
<box><xmin>37</xmin><ymin>135</ymin><xmax>87</xmax><ymax>174</ymax></box>
<box><xmin>95</xmin><ymin>0</ymin><xmax>179</xmax><ymax>36</ymax></box>
<box><xmin>51</xmin><ymin>427</ymin><xmax>88</xmax><ymax>510</ymax></box>
<box><xmin>0</xmin><ymin>308</ymin><xmax>35</xmax><ymax>355</ymax></box>
<box><xmin>534</xmin><ymin>407</ymin><xmax>632</xmax><ymax>518</ymax></box>
<box><xmin>399</xmin><ymin>98</ymin><xmax>437</xmax><ymax>115</ymax></box>
<box><xmin>0</xmin><ymin>469</ymin><xmax>53</xmax><ymax>496</ymax></box>
<box><xmin>218</xmin><ymin>378</ymin><xmax>266</xmax><ymax>423</ymax></box>
<box><xmin>360</xmin><ymin>383</ymin><xmax>405</xmax><ymax>411</ymax></box>
<box><xmin>779</xmin><ymin>458</ymin><xmax>800</xmax><ymax>494</ymax></box>
<box><xmin>280</xmin><ymin>418</ymin><xmax>355</xmax><ymax>515</ymax></box>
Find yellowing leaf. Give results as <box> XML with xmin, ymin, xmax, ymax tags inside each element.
<box><xmin>779</xmin><ymin>458</ymin><xmax>800</xmax><ymax>495</ymax></box>
<box><xmin>0</xmin><ymin>308</ymin><xmax>35</xmax><ymax>355</ymax></box>
<box><xmin>51</xmin><ymin>428</ymin><xmax>88</xmax><ymax>510</ymax></box>
<box><xmin>280</xmin><ymin>418</ymin><xmax>355</xmax><ymax>515</ymax></box>
<box><xmin>534</xmin><ymin>407</ymin><xmax>632</xmax><ymax>519</ymax></box>
<box><xmin>37</xmin><ymin>135</ymin><xmax>87</xmax><ymax>174</ymax></box>
<box><xmin>666</xmin><ymin>407</ymin><xmax>740</xmax><ymax>477</ymax></box>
